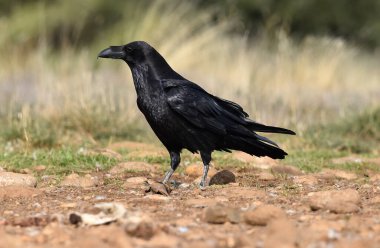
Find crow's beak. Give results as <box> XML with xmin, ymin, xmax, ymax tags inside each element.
<box><xmin>98</xmin><ymin>46</ymin><xmax>125</xmax><ymax>59</ymax></box>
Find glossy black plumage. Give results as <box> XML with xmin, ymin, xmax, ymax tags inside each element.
<box><xmin>98</xmin><ymin>41</ymin><xmax>295</xmax><ymax>188</ymax></box>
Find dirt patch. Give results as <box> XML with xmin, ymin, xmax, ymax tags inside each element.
<box><xmin>1</xmin><ymin>158</ymin><xmax>380</xmax><ymax>247</ymax></box>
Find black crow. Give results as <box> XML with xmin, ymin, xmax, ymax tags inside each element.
<box><xmin>98</xmin><ymin>41</ymin><xmax>295</xmax><ymax>188</ymax></box>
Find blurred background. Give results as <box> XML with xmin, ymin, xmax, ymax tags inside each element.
<box><xmin>0</xmin><ymin>0</ymin><xmax>379</xmax><ymax>154</ymax></box>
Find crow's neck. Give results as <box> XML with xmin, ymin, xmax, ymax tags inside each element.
<box><xmin>131</xmin><ymin>65</ymin><xmax>150</xmax><ymax>96</ymax></box>
<box><xmin>146</xmin><ymin>54</ymin><xmax>184</xmax><ymax>80</ymax></box>
<box><xmin>130</xmin><ymin>60</ymin><xmax>183</xmax><ymax>96</ymax></box>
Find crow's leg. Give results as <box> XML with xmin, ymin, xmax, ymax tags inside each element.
<box><xmin>200</xmin><ymin>152</ymin><xmax>212</xmax><ymax>189</ymax></box>
<box><xmin>162</xmin><ymin>151</ymin><xmax>181</xmax><ymax>184</ymax></box>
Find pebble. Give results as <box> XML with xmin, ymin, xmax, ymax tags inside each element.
<box><xmin>145</xmin><ymin>182</ymin><xmax>171</xmax><ymax>196</ymax></box>
<box><xmin>209</xmin><ymin>170</ymin><xmax>236</xmax><ymax>185</ymax></box>
<box><xmin>0</xmin><ymin>172</ymin><xmax>37</xmax><ymax>187</ymax></box>
<box><xmin>318</xmin><ymin>169</ymin><xmax>358</xmax><ymax>180</ymax></box>
<box><xmin>124</xmin><ymin>213</ymin><xmax>157</xmax><ymax>240</ymax></box>
<box><xmin>60</xmin><ymin>202</ymin><xmax>78</xmax><ymax>209</ymax></box>
<box><xmin>178</xmin><ymin>183</ymin><xmax>190</xmax><ymax>189</ymax></box>
<box><xmin>308</xmin><ymin>189</ymin><xmax>361</xmax><ymax>213</ymax></box>
<box><xmin>204</xmin><ymin>205</ymin><xmax>241</xmax><ymax>224</ymax></box>
<box><xmin>244</xmin><ymin>205</ymin><xmax>286</xmax><ymax>226</ymax></box>
<box><xmin>0</xmin><ymin>186</ymin><xmax>42</xmax><ymax>200</ymax></box>
<box><xmin>60</xmin><ymin>173</ymin><xmax>99</xmax><ymax>188</ymax></box>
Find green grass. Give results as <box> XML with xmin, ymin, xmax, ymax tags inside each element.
<box><xmin>284</xmin><ymin>149</ymin><xmax>346</xmax><ymax>173</ymax></box>
<box><xmin>0</xmin><ymin>106</ymin><xmax>379</xmax><ymax>178</ymax></box>
<box><xmin>0</xmin><ymin>147</ymin><xmax>117</xmax><ymax>176</ymax></box>
<box><xmin>0</xmin><ymin>93</ymin><xmax>380</xmax><ymax>176</ymax></box>
<box><xmin>284</xmin><ymin>108</ymin><xmax>380</xmax><ymax>173</ymax></box>
<box><xmin>306</xmin><ymin>108</ymin><xmax>380</xmax><ymax>153</ymax></box>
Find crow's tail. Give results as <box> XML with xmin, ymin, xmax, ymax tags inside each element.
<box><xmin>226</xmin><ymin>134</ymin><xmax>288</xmax><ymax>159</ymax></box>
<box><xmin>246</xmin><ymin>120</ymin><xmax>296</xmax><ymax>135</ymax></box>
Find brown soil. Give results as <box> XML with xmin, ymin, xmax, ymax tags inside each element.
<box><xmin>1</xmin><ymin>150</ymin><xmax>380</xmax><ymax>248</ymax></box>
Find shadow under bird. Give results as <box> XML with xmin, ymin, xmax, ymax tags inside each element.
<box><xmin>98</xmin><ymin>41</ymin><xmax>295</xmax><ymax>188</ymax></box>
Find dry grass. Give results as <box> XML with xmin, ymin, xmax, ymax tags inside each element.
<box><xmin>0</xmin><ymin>1</ymin><xmax>379</xmax><ymax>147</ymax></box>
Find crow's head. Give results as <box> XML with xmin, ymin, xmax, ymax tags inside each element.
<box><xmin>98</xmin><ymin>41</ymin><xmax>181</xmax><ymax>79</ymax></box>
<box><xmin>98</xmin><ymin>41</ymin><xmax>154</xmax><ymax>65</ymax></box>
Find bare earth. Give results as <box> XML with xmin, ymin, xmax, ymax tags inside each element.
<box><xmin>1</xmin><ymin>143</ymin><xmax>380</xmax><ymax>248</ymax></box>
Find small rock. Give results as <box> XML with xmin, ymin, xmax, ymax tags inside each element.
<box><xmin>109</xmin><ymin>162</ymin><xmax>154</xmax><ymax>174</ymax></box>
<box><xmin>319</xmin><ymin>169</ymin><xmax>357</xmax><ymax>180</ymax></box>
<box><xmin>177</xmin><ymin>226</ymin><xmax>189</xmax><ymax>233</ymax></box>
<box><xmin>244</xmin><ymin>205</ymin><xmax>286</xmax><ymax>226</ymax></box>
<box><xmin>293</xmin><ymin>175</ymin><xmax>318</xmax><ymax>186</ymax></box>
<box><xmin>209</xmin><ymin>170</ymin><xmax>236</xmax><ymax>185</ymax></box>
<box><xmin>33</xmin><ymin>165</ymin><xmax>47</xmax><ymax>172</ymax></box>
<box><xmin>95</xmin><ymin>195</ymin><xmax>106</xmax><ymax>200</ymax></box>
<box><xmin>0</xmin><ymin>172</ymin><xmax>37</xmax><ymax>187</ymax></box>
<box><xmin>70</xmin><ymin>202</ymin><xmax>127</xmax><ymax>226</ymax></box>
<box><xmin>60</xmin><ymin>173</ymin><xmax>99</xmax><ymax>188</ymax></box>
<box><xmin>185</xmin><ymin>164</ymin><xmax>217</xmax><ymax>177</ymax></box>
<box><xmin>257</xmin><ymin>171</ymin><xmax>276</xmax><ymax>181</ymax></box>
<box><xmin>124</xmin><ymin>213</ymin><xmax>157</xmax><ymax>240</ymax></box>
<box><xmin>60</xmin><ymin>202</ymin><xmax>78</xmax><ymax>209</ymax></box>
<box><xmin>145</xmin><ymin>182</ymin><xmax>171</xmax><ymax>196</ymax></box>
<box><xmin>178</xmin><ymin>183</ymin><xmax>190</xmax><ymax>189</ymax></box>
<box><xmin>204</xmin><ymin>205</ymin><xmax>241</xmax><ymax>224</ymax></box>
<box><xmin>226</xmin><ymin>208</ymin><xmax>242</xmax><ymax>224</ymax></box>
<box><xmin>204</xmin><ymin>205</ymin><xmax>229</xmax><ymax>224</ymax></box>
<box><xmin>308</xmin><ymin>189</ymin><xmax>361</xmax><ymax>213</ymax></box>
<box><xmin>0</xmin><ymin>186</ymin><xmax>41</xmax><ymax>199</ymax></box>
<box><xmin>271</xmin><ymin>165</ymin><xmax>303</xmax><ymax>176</ymax></box>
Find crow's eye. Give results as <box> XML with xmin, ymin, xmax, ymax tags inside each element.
<box><xmin>125</xmin><ymin>47</ymin><xmax>133</xmax><ymax>53</ymax></box>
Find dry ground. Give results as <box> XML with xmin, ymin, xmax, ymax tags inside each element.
<box><xmin>1</xmin><ymin>142</ymin><xmax>380</xmax><ymax>248</ymax></box>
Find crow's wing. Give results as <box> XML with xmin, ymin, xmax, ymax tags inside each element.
<box><xmin>162</xmin><ymin>79</ymin><xmax>249</xmax><ymax>118</ymax></box>
<box><xmin>162</xmin><ymin>79</ymin><xmax>280</xmax><ymax>147</ymax></box>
